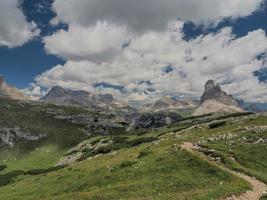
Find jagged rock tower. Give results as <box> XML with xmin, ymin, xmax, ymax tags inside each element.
<box><xmin>200</xmin><ymin>80</ymin><xmax>239</xmax><ymax>107</ymax></box>
<box><xmin>194</xmin><ymin>80</ymin><xmax>243</xmax><ymax>115</ymax></box>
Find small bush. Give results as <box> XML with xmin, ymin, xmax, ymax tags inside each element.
<box><xmin>0</xmin><ymin>170</ymin><xmax>24</xmax><ymax>187</ymax></box>
<box><xmin>260</xmin><ymin>194</ymin><xmax>267</xmax><ymax>200</ymax></box>
<box><xmin>181</xmin><ymin>113</ymin><xmax>212</xmax><ymax>121</ymax></box>
<box><xmin>64</xmin><ymin>150</ymin><xmax>79</xmax><ymax>156</ymax></box>
<box><xmin>112</xmin><ymin>136</ymin><xmax>128</xmax><ymax>144</ymax></box>
<box><xmin>209</xmin><ymin>121</ymin><xmax>226</xmax><ymax>129</ymax></box>
<box><xmin>0</xmin><ymin>165</ymin><xmax>7</xmax><ymax>172</ymax></box>
<box><xmin>155</xmin><ymin>156</ymin><xmax>164</xmax><ymax>162</ymax></box>
<box><xmin>119</xmin><ymin>160</ymin><xmax>137</xmax><ymax>168</ymax></box>
<box><xmin>90</xmin><ymin>138</ymin><xmax>101</xmax><ymax>146</ymax></box>
<box><xmin>26</xmin><ymin>165</ymin><xmax>66</xmax><ymax>175</ymax></box>
<box><xmin>95</xmin><ymin>143</ymin><xmax>124</xmax><ymax>154</ymax></box>
<box><xmin>216</xmin><ymin>112</ymin><xmax>254</xmax><ymax>120</ymax></box>
<box><xmin>137</xmin><ymin>148</ymin><xmax>151</xmax><ymax>159</ymax></box>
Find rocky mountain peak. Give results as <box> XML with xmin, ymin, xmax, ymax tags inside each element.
<box><xmin>41</xmin><ymin>86</ymin><xmax>93</xmax><ymax>108</ymax></box>
<box><xmin>194</xmin><ymin>80</ymin><xmax>243</xmax><ymax>115</ymax></box>
<box><xmin>204</xmin><ymin>80</ymin><xmax>219</xmax><ymax>92</ymax></box>
<box><xmin>201</xmin><ymin>80</ymin><xmax>238</xmax><ymax>106</ymax></box>
<box><xmin>47</xmin><ymin>86</ymin><xmax>66</xmax><ymax>97</ymax></box>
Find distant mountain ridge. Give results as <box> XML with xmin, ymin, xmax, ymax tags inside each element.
<box><xmin>40</xmin><ymin>86</ymin><xmax>138</xmax><ymax>113</ymax></box>
<box><xmin>0</xmin><ymin>73</ymin><xmax>263</xmax><ymax>114</ymax></box>
<box><xmin>40</xmin><ymin>86</ymin><xmax>96</xmax><ymax>108</ymax></box>
<box><xmin>145</xmin><ymin>96</ymin><xmax>198</xmax><ymax>112</ymax></box>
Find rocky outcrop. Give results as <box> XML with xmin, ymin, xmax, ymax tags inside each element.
<box><xmin>0</xmin><ymin>75</ymin><xmax>29</xmax><ymax>101</ymax></box>
<box><xmin>194</xmin><ymin>80</ymin><xmax>243</xmax><ymax>115</ymax></box>
<box><xmin>43</xmin><ymin>107</ymin><xmax>129</xmax><ymax>135</ymax></box>
<box><xmin>57</xmin><ymin>137</ymin><xmax>113</xmax><ymax>166</ymax></box>
<box><xmin>129</xmin><ymin>112</ymin><xmax>182</xmax><ymax>129</ymax></box>
<box><xmin>0</xmin><ymin>127</ymin><xmax>46</xmax><ymax>147</ymax></box>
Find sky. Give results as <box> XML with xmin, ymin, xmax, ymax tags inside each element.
<box><xmin>0</xmin><ymin>0</ymin><xmax>267</xmax><ymax>103</ymax></box>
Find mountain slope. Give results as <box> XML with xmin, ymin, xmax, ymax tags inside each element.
<box><xmin>0</xmin><ymin>109</ymin><xmax>262</xmax><ymax>200</ymax></box>
<box><xmin>0</xmin><ymin>97</ymin><xmax>132</xmax><ymax>172</ymax></box>
<box><xmin>194</xmin><ymin>99</ymin><xmax>244</xmax><ymax>116</ymax></box>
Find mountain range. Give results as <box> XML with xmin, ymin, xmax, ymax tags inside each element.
<box><xmin>39</xmin><ymin>80</ymin><xmax>246</xmax><ymax>115</ymax></box>
<box><xmin>1</xmin><ymin>74</ymin><xmax>267</xmax><ymax>114</ymax></box>
<box><xmin>0</xmin><ymin>76</ymin><xmax>266</xmax><ymax>200</ymax></box>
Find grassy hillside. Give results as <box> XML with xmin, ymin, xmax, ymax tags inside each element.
<box><xmin>0</xmin><ymin>133</ymin><xmax>249</xmax><ymax>200</ymax></box>
<box><xmin>0</xmin><ymin>98</ymin><xmax>94</xmax><ymax>172</ymax></box>
<box><xmin>0</xmin><ymin>97</ymin><xmax>266</xmax><ymax>199</ymax></box>
<box><xmin>186</xmin><ymin>115</ymin><xmax>267</xmax><ymax>184</ymax></box>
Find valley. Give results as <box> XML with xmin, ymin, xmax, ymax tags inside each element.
<box><xmin>1</xmin><ymin>1</ymin><xmax>267</xmax><ymax>199</ymax></box>
<box><xmin>0</xmin><ymin>96</ymin><xmax>266</xmax><ymax>199</ymax></box>
<box><xmin>0</xmin><ymin>78</ymin><xmax>266</xmax><ymax>199</ymax></box>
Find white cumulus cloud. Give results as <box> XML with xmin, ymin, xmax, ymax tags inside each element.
<box><xmin>51</xmin><ymin>0</ymin><xmax>264</xmax><ymax>31</ymax></box>
<box><xmin>36</xmin><ymin>22</ymin><xmax>267</xmax><ymax>102</ymax></box>
<box><xmin>44</xmin><ymin>21</ymin><xmax>129</xmax><ymax>62</ymax></box>
<box><xmin>0</xmin><ymin>0</ymin><xmax>39</xmax><ymax>48</ymax></box>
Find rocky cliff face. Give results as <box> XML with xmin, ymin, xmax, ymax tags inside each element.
<box><xmin>129</xmin><ymin>112</ymin><xmax>182</xmax><ymax>129</ymax></box>
<box><xmin>194</xmin><ymin>80</ymin><xmax>243</xmax><ymax>115</ymax></box>
<box><xmin>201</xmin><ymin>80</ymin><xmax>238</xmax><ymax>106</ymax></box>
<box><xmin>200</xmin><ymin>80</ymin><xmax>239</xmax><ymax>106</ymax></box>
<box><xmin>0</xmin><ymin>127</ymin><xmax>46</xmax><ymax>147</ymax></box>
<box><xmin>0</xmin><ymin>75</ymin><xmax>6</xmax><ymax>97</ymax></box>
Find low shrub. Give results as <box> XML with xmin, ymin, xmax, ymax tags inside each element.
<box><xmin>0</xmin><ymin>170</ymin><xmax>24</xmax><ymax>187</ymax></box>
<box><xmin>216</xmin><ymin>112</ymin><xmax>254</xmax><ymax>121</ymax></box>
<box><xmin>209</xmin><ymin>121</ymin><xmax>226</xmax><ymax>129</ymax></box>
<box><xmin>181</xmin><ymin>113</ymin><xmax>212</xmax><ymax>121</ymax></box>
<box><xmin>112</xmin><ymin>136</ymin><xmax>128</xmax><ymax>144</ymax></box>
<box><xmin>260</xmin><ymin>194</ymin><xmax>267</xmax><ymax>200</ymax></box>
<box><xmin>137</xmin><ymin>148</ymin><xmax>151</xmax><ymax>159</ymax></box>
<box><xmin>119</xmin><ymin>160</ymin><xmax>137</xmax><ymax>168</ymax></box>
<box><xmin>26</xmin><ymin>165</ymin><xmax>66</xmax><ymax>175</ymax></box>
<box><xmin>90</xmin><ymin>138</ymin><xmax>101</xmax><ymax>146</ymax></box>
<box><xmin>0</xmin><ymin>165</ymin><xmax>7</xmax><ymax>172</ymax></box>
